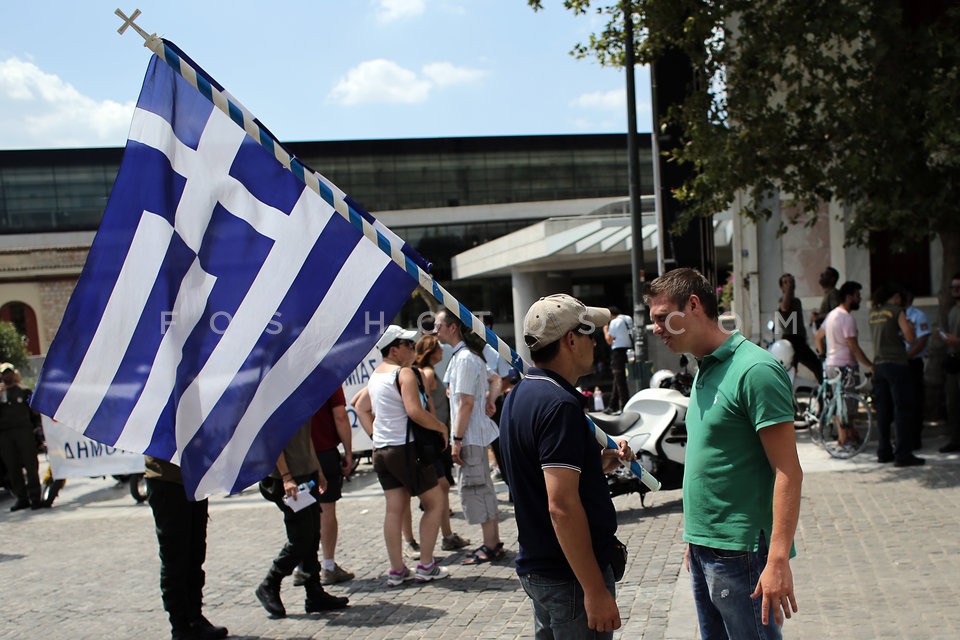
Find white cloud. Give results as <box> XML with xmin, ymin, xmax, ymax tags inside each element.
<box><xmin>422</xmin><ymin>62</ymin><xmax>488</xmax><ymax>87</ymax></box>
<box><xmin>375</xmin><ymin>0</ymin><xmax>426</xmax><ymax>24</ymax></box>
<box><xmin>329</xmin><ymin>59</ymin><xmax>487</xmax><ymax>106</ymax></box>
<box><xmin>0</xmin><ymin>58</ymin><xmax>134</xmax><ymax>149</ymax></box>
<box><xmin>570</xmin><ymin>89</ymin><xmax>626</xmax><ymax>111</ymax></box>
<box><xmin>329</xmin><ymin>59</ymin><xmax>431</xmax><ymax>106</ymax></box>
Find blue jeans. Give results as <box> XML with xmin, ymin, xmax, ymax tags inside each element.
<box><xmin>519</xmin><ymin>566</ymin><xmax>616</xmax><ymax>640</ymax></box>
<box><xmin>688</xmin><ymin>533</ymin><xmax>782</xmax><ymax>640</ymax></box>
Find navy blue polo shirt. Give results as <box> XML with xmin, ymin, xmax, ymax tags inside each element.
<box><xmin>500</xmin><ymin>367</ymin><xmax>617</xmax><ymax>578</ymax></box>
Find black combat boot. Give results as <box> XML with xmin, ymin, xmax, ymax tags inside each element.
<box><xmin>187</xmin><ymin>614</ymin><xmax>228</xmax><ymax>639</ymax></box>
<box><xmin>304</xmin><ymin>578</ymin><xmax>349</xmax><ymax>613</ymax></box>
<box><xmin>255</xmin><ymin>569</ymin><xmax>286</xmax><ymax>618</ymax></box>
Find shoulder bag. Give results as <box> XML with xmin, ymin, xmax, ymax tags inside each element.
<box><xmin>396</xmin><ymin>367</ymin><xmax>447</xmax><ymax>465</ymax></box>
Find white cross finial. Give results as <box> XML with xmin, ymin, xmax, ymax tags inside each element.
<box><xmin>115</xmin><ymin>8</ymin><xmax>156</xmax><ymax>43</ymax></box>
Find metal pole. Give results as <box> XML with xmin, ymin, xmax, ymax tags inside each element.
<box><xmin>623</xmin><ymin>2</ymin><xmax>650</xmax><ymax>388</ymax></box>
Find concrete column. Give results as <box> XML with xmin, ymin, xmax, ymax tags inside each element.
<box><xmin>510</xmin><ymin>269</ymin><xmax>570</xmax><ymax>363</ymax></box>
<box><xmin>731</xmin><ymin>192</ymin><xmax>762</xmax><ymax>342</ymax></box>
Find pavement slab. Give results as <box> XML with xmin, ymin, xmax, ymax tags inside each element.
<box><xmin>2</xmin><ymin>426</ymin><xmax>960</xmax><ymax>639</ymax></box>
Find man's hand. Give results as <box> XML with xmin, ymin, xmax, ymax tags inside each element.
<box><xmin>451</xmin><ymin>441</ymin><xmax>463</xmax><ymax>465</ymax></box>
<box><xmin>584</xmin><ymin>587</ymin><xmax>622</xmax><ymax>633</ymax></box>
<box><xmin>316</xmin><ymin>468</ymin><xmax>328</xmax><ymax>495</ymax></box>
<box><xmin>751</xmin><ymin>556</ymin><xmax>798</xmax><ymax>626</ymax></box>
<box><xmin>340</xmin><ymin>452</ymin><xmax>354</xmax><ymax>477</ymax></box>
<box><xmin>282</xmin><ymin>477</ymin><xmax>298</xmax><ymax>499</ymax></box>
<box><xmin>600</xmin><ymin>439</ymin><xmax>634</xmax><ymax>474</ymax></box>
<box><xmin>485</xmin><ymin>397</ymin><xmax>497</xmax><ymax>417</ymax></box>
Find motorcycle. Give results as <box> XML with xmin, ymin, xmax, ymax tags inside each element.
<box><xmin>589</xmin><ymin>358</ymin><xmax>690</xmax><ymax>505</ymax></box>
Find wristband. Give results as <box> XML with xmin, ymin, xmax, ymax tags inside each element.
<box><xmin>452</xmin><ymin>436</ymin><xmax>463</xmax><ymax>442</ymax></box>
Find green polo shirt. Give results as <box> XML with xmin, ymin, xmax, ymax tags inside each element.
<box><xmin>683</xmin><ymin>332</ymin><xmax>795</xmax><ymax>553</ymax></box>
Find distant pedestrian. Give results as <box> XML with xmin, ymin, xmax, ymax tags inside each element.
<box><xmin>648</xmin><ymin>268</ymin><xmax>802</xmax><ymax>639</ymax></box>
<box><xmin>255</xmin><ymin>422</ymin><xmax>349</xmax><ymax>618</ymax></box>
<box><xmin>810</xmin><ymin>267</ymin><xmax>841</xmax><ymax>329</ymax></box>
<box><xmin>414</xmin><ymin>334</ymin><xmax>470</xmax><ymax>552</ymax></box>
<box><xmin>291</xmin><ymin>387</ymin><xmax>355</xmax><ymax>587</ymax></box>
<box><xmin>939</xmin><ymin>273</ymin><xmax>960</xmax><ymax>453</ymax></box>
<box><xmin>0</xmin><ymin>363</ymin><xmax>42</xmax><ymax>511</ymax></box>
<box><xmin>435</xmin><ymin>310</ymin><xmax>507</xmax><ymax>566</ymax></box>
<box><xmin>902</xmin><ymin>288</ymin><xmax>931</xmax><ymax>449</ymax></box>
<box><xmin>500</xmin><ymin>294</ymin><xmax>631</xmax><ymax>638</ymax></box>
<box><xmin>352</xmin><ymin>325</ymin><xmax>451</xmax><ymax>586</ymax></box>
<box><xmin>868</xmin><ymin>283</ymin><xmax>922</xmax><ymax>467</ymax></box>
<box><xmin>775</xmin><ymin>273</ymin><xmax>823</xmax><ymax>383</ymax></box>
<box><xmin>145</xmin><ymin>456</ymin><xmax>228</xmax><ymax>640</ymax></box>
<box><xmin>815</xmin><ymin>281</ymin><xmax>873</xmax><ymax>448</ymax></box>
<box><xmin>603</xmin><ymin>306</ymin><xmax>633</xmax><ymax>413</ymax></box>
<box><xmin>481</xmin><ymin>314</ymin><xmax>511</xmax><ymax>492</ymax></box>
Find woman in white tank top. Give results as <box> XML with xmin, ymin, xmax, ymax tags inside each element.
<box><xmin>351</xmin><ymin>325</ymin><xmax>451</xmax><ymax>585</ymax></box>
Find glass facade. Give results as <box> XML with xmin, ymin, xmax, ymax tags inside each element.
<box><xmin>0</xmin><ymin>134</ymin><xmax>653</xmax><ymax>336</ymax></box>
<box><xmin>0</xmin><ymin>134</ymin><xmax>649</xmax><ymax>234</ymax></box>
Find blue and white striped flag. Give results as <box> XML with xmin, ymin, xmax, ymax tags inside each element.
<box><xmin>31</xmin><ymin>53</ymin><xmax>420</xmax><ymax>499</ymax></box>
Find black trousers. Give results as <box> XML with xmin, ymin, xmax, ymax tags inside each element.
<box><xmin>147</xmin><ymin>478</ymin><xmax>209</xmax><ymax>631</ymax></box>
<box><xmin>262</xmin><ymin>472</ymin><xmax>322</xmax><ymax>583</ymax></box>
<box><xmin>784</xmin><ymin>335</ymin><xmax>824</xmax><ymax>384</ymax></box>
<box><xmin>873</xmin><ymin>362</ymin><xmax>915</xmax><ymax>462</ymax></box>
<box><xmin>0</xmin><ymin>427</ymin><xmax>40</xmax><ymax>505</ymax></box>
<box><xmin>609</xmin><ymin>348</ymin><xmax>629</xmax><ymax>411</ymax></box>
<box><xmin>908</xmin><ymin>357</ymin><xmax>925</xmax><ymax>447</ymax></box>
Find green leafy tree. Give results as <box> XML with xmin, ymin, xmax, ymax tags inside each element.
<box><xmin>0</xmin><ymin>321</ymin><xmax>29</xmax><ymax>371</ymax></box>
<box><xmin>529</xmin><ymin>0</ymin><xmax>960</xmax><ymax>316</ymax></box>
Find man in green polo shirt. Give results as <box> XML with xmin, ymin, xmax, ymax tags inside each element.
<box><xmin>646</xmin><ymin>268</ymin><xmax>803</xmax><ymax>640</ymax></box>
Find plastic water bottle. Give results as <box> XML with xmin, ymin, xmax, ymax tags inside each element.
<box><xmin>626</xmin><ymin>348</ymin><xmax>636</xmax><ymax>363</ymax></box>
<box><xmin>296</xmin><ymin>480</ymin><xmax>316</xmax><ymax>495</ymax></box>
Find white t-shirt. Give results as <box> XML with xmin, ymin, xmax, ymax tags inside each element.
<box><xmin>824</xmin><ymin>306</ymin><xmax>858</xmax><ymax>367</ymax></box>
<box><xmin>444</xmin><ymin>343</ymin><xmax>499</xmax><ymax>447</ymax></box>
<box><xmin>367</xmin><ymin>369</ymin><xmax>409</xmax><ymax>448</ymax></box>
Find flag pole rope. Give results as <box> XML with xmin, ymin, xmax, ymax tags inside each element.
<box><xmin>114</xmin><ymin>9</ymin><xmax>658</xmax><ymax>491</ymax></box>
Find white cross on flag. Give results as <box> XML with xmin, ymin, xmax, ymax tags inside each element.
<box><xmin>31</xmin><ymin>50</ymin><xmax>421</xmax><ymax>499</ymax></box>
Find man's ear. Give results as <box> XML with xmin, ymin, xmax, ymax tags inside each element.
<box><xmin>687</xmin><ymin>295</ymin><xmax>700</xmax><ymax>315</ymax></box>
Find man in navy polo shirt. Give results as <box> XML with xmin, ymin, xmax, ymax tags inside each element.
<box><xmin>500</xmin><ymin>294</ymin><xmax>631</xmax><ymax>639</ymax></box>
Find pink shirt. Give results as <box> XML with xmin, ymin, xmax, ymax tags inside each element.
<box><xmin>824</xmin><ymin>306</ymin><xmax>858</xmax><ymax>367</ymax></box>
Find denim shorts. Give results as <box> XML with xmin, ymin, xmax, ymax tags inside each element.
<box><xmin>519</xmin><ymin>566</ymin><xmax>616</xmax><ymax>640</ymax></box>
<box><xmin>688</xmin><ymin>533</ymin><xmax>782</xmax><ymax>640</ymax></box>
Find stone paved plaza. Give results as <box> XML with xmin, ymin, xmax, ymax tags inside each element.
<box><xmin>3</xmin><ymin>428</ymin><xmax>960</xmax><ymax>639</ymax></box>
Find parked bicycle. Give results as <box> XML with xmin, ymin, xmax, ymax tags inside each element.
<box><xmin>805</xmin><ymin>367</ymin><xmax>874</xmax><ymax>459</ymax></box>
<box><xmin>767</xmin><ymin>337</ymin><xmax>820</xmax><ymax>429</ymax></box>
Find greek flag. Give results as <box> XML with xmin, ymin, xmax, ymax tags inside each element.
<box><xmin>31</xmin><ymin>53</ymin><xmax>420</xmax><ymax>499</ymax></box>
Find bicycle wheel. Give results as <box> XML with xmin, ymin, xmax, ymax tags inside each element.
<box><xmin>822</xmin><ymin>393</ymin><xmax>872</xmax><ymax>459</ymax></box>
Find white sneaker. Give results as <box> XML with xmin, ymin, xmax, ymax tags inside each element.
<box><xmin>415</xmin><ymin>562</ymin><xmax>450</xmax><ymax>583</ymax></box>
<box><xmin>386</xmin><ymin>566</ymin><xmax>414</xmax><ymax>587</ymax></box>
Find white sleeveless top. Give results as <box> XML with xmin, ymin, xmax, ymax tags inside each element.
<box><xmin>368</xmin><ymin>369</ymin><xmax>409</xmax><ymax>448</ymax></box>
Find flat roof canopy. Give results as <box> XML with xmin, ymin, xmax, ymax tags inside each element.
<box><xmin>452</xmin><ymin>211</ymin><xmax>733</xmax><ymax>279</ymax></box>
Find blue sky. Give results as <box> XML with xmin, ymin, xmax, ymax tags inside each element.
<box><xmin>0</xmin><ymin>0</ymin><xmax>652</xmax><ymax>150</ymax></box>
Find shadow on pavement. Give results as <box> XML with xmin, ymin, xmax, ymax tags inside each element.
<box><xmin>321</xmin><ymin>601</ymin><xmax>446</xmax><ymax>627</ymax></box>
<box><xmin>616</xmin><ymin>494</ymin><xmax>683</xmax><ymax>524</ymax></box>
<box><xmin>869</xmin><ymin>461</ymin><xmax>960</xmax><ymax>490</ymax></box>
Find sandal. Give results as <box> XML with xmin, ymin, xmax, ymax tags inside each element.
<box><xmin>462</xmin><ymin>543</ymin><xmax>507</xmax><ymax>565</ymax></box>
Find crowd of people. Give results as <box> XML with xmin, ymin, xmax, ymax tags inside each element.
<box><xmin>7</xmin><ymin>267</ymin><xmax>960</xmax><ymax>640</ymax></box>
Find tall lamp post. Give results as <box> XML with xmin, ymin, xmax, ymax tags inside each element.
<box><xmin>623</xmin><ymin>2</ymin><xmax>651</xmax><ymax>389</ymax></box>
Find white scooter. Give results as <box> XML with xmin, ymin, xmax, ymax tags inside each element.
<box><xmin>589</xmin><ymin>359</ymin><xmax>690</xmax><ymax>505</ymax></box>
